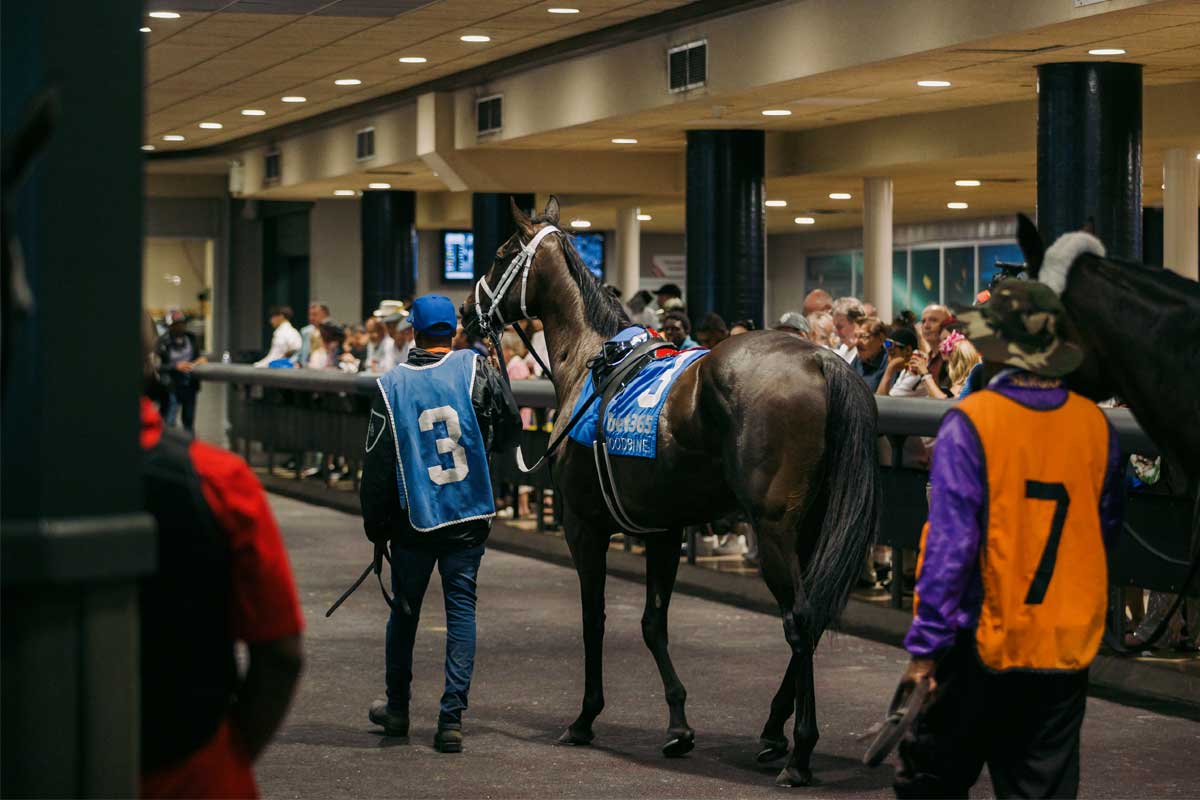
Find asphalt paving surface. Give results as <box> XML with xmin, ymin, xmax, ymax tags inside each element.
<box><xmin>258</xmin><ymin>495</ymin><xmax>1200</xmax><ymax>799</ymax></box>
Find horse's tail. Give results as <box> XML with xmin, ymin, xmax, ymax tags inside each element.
<box><xmin>802</xmin><ymin>351</ymin><xmax>881</xmax><ymax>641</ymax></box>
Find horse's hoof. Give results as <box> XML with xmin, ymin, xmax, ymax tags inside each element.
<box><xmin>775</xmin><ymin>766</ymin><xmax>813</xmax><ymax>788</ymax></box>
<box><xmin>557</xmin><ymin>726</ymin><xmax>594</xmax><ymax>746</ymax></box>
<box><xmin>756</xmin><ymin>737</ymin><xmax>789</xmax><ymax>763</ymax></box>
<box><xmin>662</xmin><ymin>729</ymin><xmax>695</xmax><ymax>758</ymax></box>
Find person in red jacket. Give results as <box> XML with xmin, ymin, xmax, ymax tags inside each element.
<box><xmin>139</xmin><ymin>320</ymin><xmax>305</xmax><ymax>798</ymax></box>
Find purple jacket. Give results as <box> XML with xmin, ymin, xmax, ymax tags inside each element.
<box><xmin>903</xmin><ymin>369</ymin><xmax>1125</xmax><ymax>658</ymax></box>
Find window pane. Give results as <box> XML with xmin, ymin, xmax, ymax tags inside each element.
<box><xmin>910</xmin><ymin>248</ymin><xmax>940</xmax><ymax>311</ymax></box>
<box><xmin>806</xmin><ymin>252</ymin><xmax>852</xmax><ymax>300</ymax></box>
<box><xmin>979</xmin><ymin>242</ymin><xmax>1025</xmax><ymax>292</ymax></box>
<box><xmin>852</xmin><ymin>251</ymin><xmax>864</xmax><ymax>298</ymax></box>
<box><xmin>892</xmin><ymin>249</ymin><xmax>909</xmax><ymax>317</ymax></box>
<box><xmin>944</xmin><ymin>246</ymin><xmax>975</xmax><ymax>309</ymax></box>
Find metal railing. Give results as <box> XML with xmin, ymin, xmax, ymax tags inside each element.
<box><xmin>195</xmin><ymin>363</ymin><xmax>1195</xmax><ymax>613</ymax></box>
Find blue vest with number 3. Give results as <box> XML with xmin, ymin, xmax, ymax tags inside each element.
<box><xmin>376</xmin><ymin>350</ymin><xmax>495</xmax><ymax>532</ymax></box>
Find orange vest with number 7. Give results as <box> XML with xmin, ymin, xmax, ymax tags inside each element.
<box><xmin>958</xmin><ymin>389</ymin><xmax>1110</xmax><ymax>672</ymax></box>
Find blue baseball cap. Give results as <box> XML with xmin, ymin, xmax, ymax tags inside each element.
<box><xmin>409</xmin><ymin>294</ymin><xmax>458</xmax><ymax>336</ymax></box>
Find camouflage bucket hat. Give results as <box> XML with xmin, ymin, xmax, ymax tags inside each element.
<box><xmin>957</xmin><ymin>279</ymin><xmax>1083</xmax><ymax>378</ymax></box>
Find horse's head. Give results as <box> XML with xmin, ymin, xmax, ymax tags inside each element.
<box><xmin>1015</xmin><ymin>213</ymin><xmax>1113</xmax><ymax>400</ymax></box>
<box><xmin>461</xmin><ymin>196</ymin><xmax>565</xmax><ymax>338</ymax></box>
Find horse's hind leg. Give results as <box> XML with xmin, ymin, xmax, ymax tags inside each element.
<box><xmin>559</xmin><ymin>515</ymin><xmax>610</xmax><ymax>746</ymax></box>
<box><xmin>757</xmin><ymin>521</ymin><xmax>819</xmax><ymax>787</ymax></box>
<box><xmin>642</xmin><ymin>532</ymin><xmax>694</xmax><ymax>757</ymax></box>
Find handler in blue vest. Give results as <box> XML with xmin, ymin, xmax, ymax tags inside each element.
<box><xmin>360</xmin><ymin>294</ymin><xmax>520</xmax><ymax>753</ymax></box>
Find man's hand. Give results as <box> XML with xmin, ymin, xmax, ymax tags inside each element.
<box><xmin>900</xmin><ymin>656</ymin><xmax>937</xmax><ymax>694</ymax></box>
<box><xmin>177</xmin><ymin>361</ymin><xmax>195</xmax><ymax>373</ymax></box>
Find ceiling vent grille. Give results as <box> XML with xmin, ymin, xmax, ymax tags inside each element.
<box><xmin>356</xmin><ymin>127</ymin><xmax>375</xmax><ymax>161</ymax></box>
<box><xmin>668</xmin><ymin>40</ymin><xmax>707</xmax><ymax>93</ymax></box>
<box><xmin>263</xmin><ymin>147</ymin><xmax>280</xmax><ymax>185</ymax></box>
<box><xmin>477</xmin><ymin>95</ymin><xmax>502</xmax><ymax>136</ymax></box>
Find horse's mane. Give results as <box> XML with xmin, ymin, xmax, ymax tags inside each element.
<box><xmin>531</xmin><ymin>212</ymin><xmax>629</xmax><ymax>338</ymax></box>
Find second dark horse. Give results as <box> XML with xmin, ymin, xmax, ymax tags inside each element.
<box><xmin>469</xmin><ymin>198</ymin><xmax>880</xmax><ymax>786</ymax></box>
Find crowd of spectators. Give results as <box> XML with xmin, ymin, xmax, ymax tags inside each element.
<box><xmin>242</xmin><ymin>287</ymin><xmax>1193</xmax><ymax>652</ymax></box>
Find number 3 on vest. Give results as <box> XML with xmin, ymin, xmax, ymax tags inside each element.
<box><xmin>418</xmin><ymin>406</ymin><xmax>470</xmax><ymax>485</ymax></box>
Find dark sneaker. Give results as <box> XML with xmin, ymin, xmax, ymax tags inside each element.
<box><xmin>368</xmin><ymin>700</ymin><xmax>409</xmax><ymax>737</ymax></box>
<box><xmin>434</xmin><ymin>725</ymin><xmax>463</xmax><ymax>753</ymax></box>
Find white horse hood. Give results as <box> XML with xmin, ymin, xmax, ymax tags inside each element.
<box><xmin>1040</xmin><ymin>231</ymin><xmax>1106</xmax><ymax>296</ymax></box>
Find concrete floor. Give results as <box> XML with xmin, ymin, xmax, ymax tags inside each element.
<box><xmin>258</xmin><ymin>495</ymin><xmax>1200</xmax><ymax>799</ymax></box>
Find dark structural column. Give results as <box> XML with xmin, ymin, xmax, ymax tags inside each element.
<box><xmin>685</xmin><ymin>130</ymin><xmax>766</xmax><ymax>328</ymax></box>
<box><xmin>472</xmin><ymin>193</ymin><xmax>535</xmax><ymax>280</ymax></box>
<box><xmin>2</xmin><ymin>0</ymin><xmax>153</xmax><ymax>794</ymax></box>
<box><xmin>361</xmin><ymin>189</ymin><xmax>416</xmax><ymax>311</ymax></box>
<box><xmin>1037</xmin><ymin>62</ymin><xmax>1142</xmax><ymax>260</ymax></box>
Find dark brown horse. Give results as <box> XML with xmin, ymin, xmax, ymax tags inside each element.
<box><xmin>1015</xmin><ymin>214</ymin><xmax>1200</xmax><ymax>479</ymax></box>
<box><xmin>467</xmin><ymin>197</ymin><xmax>879</xmax><ymax>787</ymax></box>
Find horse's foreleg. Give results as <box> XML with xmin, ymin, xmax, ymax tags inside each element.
<box><xmin>559</xmin><ymin>520</ymin><xmax>609</xmax><ymax>746</ymax></box>
<box><xmin>641</xmin><ymin>532</ymin><xmax>694</xmax><ymax>757</ymax></box>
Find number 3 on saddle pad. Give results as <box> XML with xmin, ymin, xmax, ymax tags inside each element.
<box><xmin>568</xmin><ymin>348</ymin><xmax>708</xmax><ymax>459</ymax></box>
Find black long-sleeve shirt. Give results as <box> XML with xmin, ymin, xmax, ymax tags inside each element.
<box><xmin>359</xmin><ymin>347</ymin><xmax>521</xmax><ymax>550</ymax></box>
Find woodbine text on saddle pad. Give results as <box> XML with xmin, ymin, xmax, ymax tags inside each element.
<box><xmin>568</xmin><ymin>327</ymin><xmax>709</xmax><ymax>458</ymax></box>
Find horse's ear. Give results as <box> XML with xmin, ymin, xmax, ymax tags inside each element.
<box><xmin>510</xmin><ymin>197</ymin><xmax>534</xmax><ymax>237</ymax></box>
<box><xmin>1016</xmin><ymin>213</ymin><xmax>1045</xmax><ymax>276</ymax></box>
<box><xmin>543</xmin><ymin>195</ymin><xmax>561</xmax><ymax>225</ymax></box>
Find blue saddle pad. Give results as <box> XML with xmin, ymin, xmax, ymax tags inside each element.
<box><xmin>567</xmin><ymin>340</ymin><xmax>708</xmax><ymax>459</ymax></box>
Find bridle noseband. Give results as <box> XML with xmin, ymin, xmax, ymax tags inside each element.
<box><xmin>473</xmin><ymin>224</ymin><xmax>560</xmax><ymax>337</ymax></box>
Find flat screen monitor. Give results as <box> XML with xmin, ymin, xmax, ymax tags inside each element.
<box><xmin>442</xmin><ymin>230</ymin><xmax>474</xmax><ymax>281</ymax></box>
<box><xmin>572</xmin><ymin>232</ymin><xmax>605</xmax><ymax>281</ymax></box>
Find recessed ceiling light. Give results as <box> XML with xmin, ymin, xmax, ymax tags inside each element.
<box><xmin>570</xmin><ymin>219</ymin><xmax>592</xmax><ymax>228</ymax></box>
<box><xmin>637</xmin><ymin>213</ymin><xmax>652</xmax><ymax>221</ymax></box>
<box><xmin>368</xmin><ymin>182</ymin><xmax>392</xmax><ymax>189</ymax></box>
<box><xmin>147</xmin><ymin>11</ymin><xmax>180</xmax><ymax>18</ymax></box>
<box><xmin>335</xmin><ymin>78</ymin><xmax>362</xmax><ymax>86</ymax></box>
<box><xmin>334</xmin><ymin>189</ymin><xmax>357</xmax><ymax>197</ymax></box>
<box><xmin>198</xmin><ymin>122</ymin><xmax>223</xmax><ymax>129</ymax></box>
<box><xmin>399</xmin><ymin>56</ymin><xmax>427</xmax><ymax>63</ymax></box>
<box><xmin>241</xmin><ymin>109</ymin><xmax>266</xmax><ymax>116</ymax></box>
<box><xmin>1089</xmin><ymin>48</ymin><xmax>1126</xmax><ymax>56</ymax></box>
<box><xmin>795</xmin><ymin>216</ymin><xmax>816</xmax><ymax>225</ymax></box>
<box><xmin>917</xmin><ymin>80</ymin><xmax>952</xmax><ymax>87</ymax></box>
<box><xmin>141</xmin><ymin>144</ymin><xmax>155</xmax><ymax>151</ymax></box>
<box><xmin>947</xmin><ymin>201</ymin><xmax>969</xmax><ymax>209</ymax></box>
<box><xmin>955</xmin><ymin>179</ymin><xmax>981</xmax><ymax>187</ymax></box>
<box><xmin>829</xmin><ymin>192</ymin><xmax>852</xmax><ymax>200</ymax></box>
<box><xmin>761</xmin><ymin>109</ymin><xmax>792</xmax><ymax>116</ymax></box>
<box><xmin>140</xmin><ymin>26</ymin><xmax>152</xmax><ymax>32</ymax></box>
<box><xmin>611</xmin><ymin>137</ymin><xmax>638</xmax><ymax>144</ymax></box>
<box><xmin>460</xmin><ymin>34</ymin><xmax>491</xmax><ymax>42</ymax></box>
<box><xmin>281</xmin><ymin>96</ymin><xmax>307</xmax><ymax>103</ymax></box>
<box><xmin>765</xmin><ymin>199</ymin><xmax>788</xmax><ymax>207</ymax></box>
<box><xmin>162</xmin><ymin>134</ymin><xmax>185</xmax><ymax>141</ymax></box>
<box><xmin>548</xmin><ymin>7</ymin><xmax>580</xmax><ymax>12</ymax></box>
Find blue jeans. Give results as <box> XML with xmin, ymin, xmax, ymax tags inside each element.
<box><xmin>385</xmin><ymin>543</ymin><xmax>484</xmax><ymax>726</ymax></box>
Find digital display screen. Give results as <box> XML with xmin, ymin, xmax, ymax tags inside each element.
<box><xmin>442</xmin><ymin>230</ymin><xmax>474</xmax><ymax>281</ymax></box>
<box><xmin>572</xmin><ymin>232</ymin><xmax>605</xmax><ymax>281</ymax></box>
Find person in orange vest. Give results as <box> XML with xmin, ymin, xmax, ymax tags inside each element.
<box><xmin>895</xmin><ymin>280</ymin><xmax>1124</xmax><ymax>799</ymax></box>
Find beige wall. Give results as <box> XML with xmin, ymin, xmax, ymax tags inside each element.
<box><xmin>309</xmin><ymin>199</ymin><xmax>363</xmax><ymax>324</ymax></box>
<box><xmin>143</xmin><ymin>237</ymin><xmax>210</xmax><ymax>317</ymax></box>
